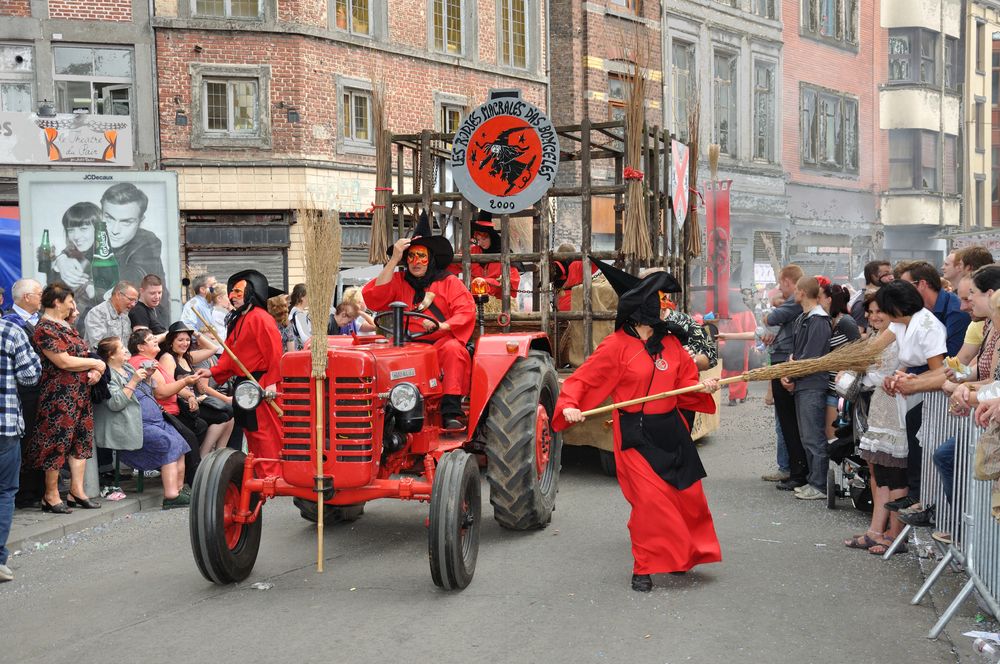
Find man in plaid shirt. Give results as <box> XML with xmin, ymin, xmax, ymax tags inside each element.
<box><xmin>0</xmin><ymin>317</ymin><xmax>42</xmax><ymax>583</ymax></box>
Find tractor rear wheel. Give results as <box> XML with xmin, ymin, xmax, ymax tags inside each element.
<box><xmin>428</xmin><ymin>450</ymin><xmax>481</xmax><ymax>590</ymax></box>
<box><xmin>484</xmin><ymin>351</ymin><xmax>562</xmax><ymax>530</ymax></box>
<box><xmin>189</xmin><ymin>448</ymin><xmax>262</xmax><ymax>584</ymax></box>
<box><xmin>292</xmin><ymin>498</ymin><xmax>365</xmax><ymax>524</ymax></box>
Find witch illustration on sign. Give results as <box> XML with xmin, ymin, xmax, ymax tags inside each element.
<box><xmin>472</xmin><ymin>125</ymin><xmax>539</xmax><ymax>195</ymax></box>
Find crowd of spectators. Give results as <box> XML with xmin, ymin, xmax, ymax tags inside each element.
<box><xmin>720</xmin><ymin>246</ymin><xmax>998</xmax><ymax>556</ymax></box>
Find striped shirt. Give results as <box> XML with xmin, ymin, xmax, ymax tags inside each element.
<box><xmin>828</xmin><ymin>314</ymin><xmax>862</xmax><ymax>392</ymax></box>
<box><xmin>0</xmin><ymin>318</ymin><xmax>41</xmax><ymax>436</ymax></box>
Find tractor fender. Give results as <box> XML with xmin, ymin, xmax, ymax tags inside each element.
<box><xmin>467</xmin><ymin>332</ymin><xmax>551</xmax><ymax>435</ymax></box>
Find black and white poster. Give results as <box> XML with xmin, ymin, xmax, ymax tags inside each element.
<box><xmin>17</xmin><ymin>171</ymin><xmax>181</xmax><ymax>320</ymax></box>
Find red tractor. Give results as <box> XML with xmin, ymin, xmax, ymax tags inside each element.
<box><xmin>189</xmin><ymin>302</ymin><xmax>562</xmax><ymax>590</ymax></box>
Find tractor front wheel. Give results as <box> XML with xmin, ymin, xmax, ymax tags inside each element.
<box><xmin>189</xmin><ymin>448</ymin><xmax>262</xmax><ymax>584</ymax></box>
<box><xmin>428</xmin><ymin>450</ymin><xmax>481</xmax><ymax>590</ymax></box>
<box><xmin>293</xmin><ymin>498</ymin><xmax>365</xmax><ymax>524</ymax></box>
<box><xmin>484</xmin><ymin>351</ymin><xmax>562</xmax><ymax>530</ymax></box>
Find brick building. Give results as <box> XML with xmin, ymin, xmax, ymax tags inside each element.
<box><xmin>152</xmin><ymin>0</ymin><xmax>548</xmax><ymax>290</ymax></box>
<box><xmin>0</xmin><ymin>0</ymin><xmax>160</xmax><ymax>298</ymax></box>
<box><xmin>781</xmin><ymin>0</ymin><xmax>887</xmax><ymax>280</ymax></box>
<box><xmin>664</xmin><ymin>0</ymin><xmax>785</xmax><ymax>290</ymax></box>
<box><xmin>549</xmin><ymin>0</ymin><xmax>663</xmax><ymax>250</ymax></box>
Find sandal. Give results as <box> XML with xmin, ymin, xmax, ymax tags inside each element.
<box><xmin>844</xmin><ymin>533</ymin><xmax>880</xmax><ymax>550</ymax></box>
<box><xmin>869</xmin><ymin>539</ymin><xmax>909</xmax><ymax>556</ymax></box>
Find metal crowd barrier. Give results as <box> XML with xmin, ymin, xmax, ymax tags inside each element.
<box><xmin>901</xmin><ymin>391</ymin><xmax>1000</xmax><ymax>639</ymax></box>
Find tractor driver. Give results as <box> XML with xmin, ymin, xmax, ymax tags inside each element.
<box><xmin>363</xmin><ymin>211</ymin><xmax>476</xmax><ymax>431</ymax></box>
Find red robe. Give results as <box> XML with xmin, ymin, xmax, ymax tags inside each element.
<box><xmin>557</xmin><ymin>261</ymin><xmax>597</xmax><ymax>312</ymax></box>
<box><xmin>210</xmin><ymin>306</ymin><xmax>283</xmax><ymax>477</ymax></box>
<box><xmin>448</xmin><ymin>245</ymin><xmax>521</xmax><ymax>300</ymax></box>
<box><xmin>553</xmin><ymin>330</ymin><xmax>722</xmax><ymax>575</ymax></box>
<box><xmin>363</xmin><ymin>271</ymin><xmax>476</xmax><ymax>395</ymax></box>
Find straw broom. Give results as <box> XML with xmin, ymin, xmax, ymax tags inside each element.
<box><xmin>580</xmin><ymin>339</ymin><xmax>885</xmax><ymax>418</ymax></box>
<box><xmin>619</xmin><ymin>29</ymin><xmax>653</xmax><ymax>263</ymax></box>
<box><xmin>300</xmin><ymin>207</ymin><xmax>342</xmax><ymax>573</ymax></box>
<box><xmin>684</xmin><ymin>101</ymin><xmax>702</xmax><ymax>259</ymax></box>
<box><xmin>368</xmin><ymin>66</ymin><xmax>391</xmax><ymax>264</ymax></box>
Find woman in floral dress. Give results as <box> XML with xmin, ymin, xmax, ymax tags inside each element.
<box><xmin>28</xmin><ymin>283</ymin><xmax>106</xmax><ymax>513</ymax></box>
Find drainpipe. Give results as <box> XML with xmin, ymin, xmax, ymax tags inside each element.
<box><xmin>149</xmin><ymin>0</ymin><xmax>161</xmax><ymax>170</ymax></box>
<box><xmin>544</xmin><ymin>0</ymin><xmax>552</xmax><ymax>114</ymax></box>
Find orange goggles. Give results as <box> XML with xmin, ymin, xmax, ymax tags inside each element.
<box><xmin>406</xmin><ymin>248</ymin><xmax>430</xmax><ymax>265</ymax></box>
<box><xmin>229</xmin><ymin>280</ymin><xmax>247</xmax><ymax>297</ymax></box>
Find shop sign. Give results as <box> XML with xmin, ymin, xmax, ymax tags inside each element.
<box><xmin>0</xmin><ymin>112</ymin><xmax>133</xmax><ymax>166</ymax></box>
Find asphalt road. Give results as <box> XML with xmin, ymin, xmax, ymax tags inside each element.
<box><xmin>0</xmin><ymin>389</ymin><xmax>984</xmax><ymax>664</ymax></box>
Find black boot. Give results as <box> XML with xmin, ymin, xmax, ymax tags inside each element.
<box><xmin>631</xmin><ymin>574</ymin><xmax>652</xmax><ymax>592</ymax></box>
<box><xmin>441</xmin><ymin>395</ymin><xmax>465</xmax><ymax>431</ymax></box>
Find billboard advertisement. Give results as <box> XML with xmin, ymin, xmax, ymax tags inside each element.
<box><xmin>17</xmin><ymin>171</ymin><xmax>180</xmax><ymax>322</ymax></box>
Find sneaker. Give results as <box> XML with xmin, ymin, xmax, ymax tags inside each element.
<box><xmin>884</xmin><ymin>495</ymin><xmax>918</xmax><ymax>512</ymax></box>
<box><xmin>761</xmin><ymin>470</ymin><xmax>790</xmax><ymax>482</ymax></box>
<box><xmin>0</xmin><ymin>563</ymin><xmax>12</xmax><ymax>582</ymax></box>
<box><xmin>931</xmin><ymin>531</ymin><xmax>953</xmax><ymax>545</ymax></box>
<box><xmin>143</xmin><ymin>470</ymin><xmax>161</xmax><ymax>478</ymax></box>
<box><xmin>795</xmin><ymin>485</ymin><xmax>827</xmax><ymax>500</ymax></box>
<box><xmin>162</xmin><ymin>493</ymin><xmax>191</xmax><ymax>510</ymax></box>
<box><xmin>776</xmin><ymin>479</ymin><xmax>806</xmax><ymax>491</ymax></box>
<box><xmin>793</xmin><ymin>484</ymin><xmax>808</xmax><ymax>494</ymax></box>
<box><xmin>898</xmin><ymin>506</ymin><xmax>935</xmax><ymax>528</ymax></box>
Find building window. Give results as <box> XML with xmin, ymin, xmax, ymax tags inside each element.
<box><xmin>977</xmin><ymin>22</ymin><xmax>986</xmax><ymax>72</ymax></box>
<box><xmin>889</xmin><ymin>130</ymin><xmax>958</xmax><ymax>193</ymax></box>
<box><xmin>714</xmin><ymin>0</ymin><xmax>737</xmax><ymax>6</ymax></box>
<box><xmin>713</xmin><ymin>52</ymin><xmax>737</xmax><ymax>157</ymax></box>
<box><xmin>334</xmin><ymin>0</ymin><xmax>370</xmax><ymax>35</ymax></box>
<box><xmin>888</xmin><ymin>29</ymin><xmax>938</xmax><ymax>85</ymax></box>
<box><xmin>608</xmin><ymin>73</ymin><xmax>628</xmax><ymax>122</ymax></box>
<box><xmin>441</xmin><ymin>104</ymin><xmax>463</xmax><ymax>134</ymax></box>
<box><xmin>802</xmin><ymin>0</ymin><xmax>858</xmax><ymax>48</ymax></box>
<box><xmin>499</xmin><ymin>0</ymin><xmax>527</xmax><ymax>69</ymax></box>
<box><xmin>753</xmin><ymin>0</ymin><xmax>776</xmax><ymax>19</ymax></box>
<box><xmin>193</xmin><ymin>0</ymin><xmax>261</xmax><ymax>18</ymax></box>
<box><xmin>0</xmin><ymin>44</ymin><xmax>33</xmax><ymax>113</ymax></box>
<box><xmin>433</xmin><ymin>0</ymin><xmax>463</xmax><ymax>55</ymax></box>
<box><xmin>53</xmin><ymin>46</ymin><xmax>133</xmax><ymax>116</ymax></box>
<box><xmin>671</xmin><ymin>41</ymin><xmax>695</xmax><ymax>142</ymax></box>
<box><xmin>976</xmin><ymin>100</ymin><xmax>985</xmax><ymax>152</ymax></box>
<box><xmin>342</xmin><ymin>87</ymin><xmax>373</xmax><ymax>145</ymax></box>
<box><xmin>992</xmin><ymin>146</ymin><xmax>999</xmax><ymax>205</ymax></box>
<box><xmin>978</xmin><ymin>179</ymin><xmax>986</xmax><ymax>225</ymax></box>
<box><xmin>800</xmin><ymin>85</ymin><xmax>859</xmax><ymax>174</ymax></box>
<box><xmin>753</xmin><ymin>60</ymin><xmax>775</xmax><ymax>162</ymax></box>
<box><xmin>189</xmin><ymin>63</ymin><xmax>271</xmax><ymax>149</ymax></box>
<box><xmin>203</xmin><ymin>79</ymin><xmax>257</xmax><ymax>134</ymax></box>
<box><xmin>610</xmin><ymin>0</ymin><xmax>640</xmax><ymax>12</ymax></box>
<box><xmin>946</xmin><ymin>37</ymin><xmax>959</xmax><ymax>91</ymax></box>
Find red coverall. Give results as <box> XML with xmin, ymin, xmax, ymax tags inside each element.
<box><xmin>362</xmin><ymin>272</ymin><xmax>476</xmax><ymax>396</ymax></box>
<box><xmin>210</xmin><ymin>306</ymin><xmax>283</xmax><ymax>477</ymax></box>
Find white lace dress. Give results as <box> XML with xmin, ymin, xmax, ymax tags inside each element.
<box><xmin>859</xmin><ymin>339</ymin><xmax>909</xmax><ymax>468</ymax></box>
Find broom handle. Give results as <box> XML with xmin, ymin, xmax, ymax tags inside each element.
<box><xmin>315</xmin><ymin>376</ymin><xmax>324</xmax><ymax>573</ymax></box>
<box><xmin>579</xmin><ymin>374</ymin><xmax>747</xmax><ymax>418</ymax></box>
<box><xmin>191</xmin><ymin>308</ymin><xmax>284</xmax><ymax>417</ymax></box>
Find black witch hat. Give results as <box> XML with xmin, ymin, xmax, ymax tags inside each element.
<box><xmin>471</xmin><ymin>210</ymin><xmax>502</xmax><ymax>251</ymax></box>
<box><xmin>592</xmin><ymin>258</ymin><xmax>682</xmax><ymax>330</ymax></box>
<box><xmin>386</xmin><ymin>210</ymin><xmax>454</xmax><ymax>270</ymax></box>
<box><xmin>227</xmin><ymin>269</ymin><xmax>284</xmax><ymax>309</ymax></box>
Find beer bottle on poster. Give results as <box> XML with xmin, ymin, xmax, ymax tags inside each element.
<box><xmin>91</xmin><ymin>219</ymin><xmax>119</xmax><ymax>292</ymax></box>
<box><xmin>36</xmin><ymin>230</ymin><xmax>53</xmax><ymax>276</ymax></box>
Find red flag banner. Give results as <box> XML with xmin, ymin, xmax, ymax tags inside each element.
<box><xmin>703</xmin><ymin>180</ymin><xmax>732</xmax><ymax>319</ymax></box>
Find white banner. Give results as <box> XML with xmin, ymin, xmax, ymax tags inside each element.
<box><xmin>0</xmin><ymin>112</ymin><xmax>133</xmax><ymax>166</ymax></box>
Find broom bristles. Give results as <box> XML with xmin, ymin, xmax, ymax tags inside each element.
<box><xmin>300</xmin><ymin>207</ymin><xmax>342</xmax><ymax>377</ymax></box>
<box><xmin>744</xmin><ymin>339</ymin><xmax>884</xmax><ymax>383</ymax></box>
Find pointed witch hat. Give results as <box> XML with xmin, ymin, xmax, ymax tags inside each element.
<box><xmin>386</xmin><ymin>209</ymin><xmax>455</xmax><ymax>270</ymax></box>
<box><xmin>591</xmin><ymin>258</ymin><xmax>682</xmax><ymax>330</ymax></box>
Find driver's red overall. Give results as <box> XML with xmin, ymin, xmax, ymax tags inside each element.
<box><xmin>363</xmin><ymin>271</ymin><xmax>476</xmax><ymax>396</ymax></box>
<box><xmin>210</xmin><ymin>306</ymin><xmax>284</xmax><ymax>477</ymax></box>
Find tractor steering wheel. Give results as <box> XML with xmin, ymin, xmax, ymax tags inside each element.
<box><xmin>373</xmin><ymin>309</ymin><xmax>441</xmax><ymax>342</ymax></box>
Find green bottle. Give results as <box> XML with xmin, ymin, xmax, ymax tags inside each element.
<box><xmin>36</xmin><ymin>229</ymin><xmax>53</xmax><ymax>276</ymax></box>
<box><xmin>91</xmin><ymin>219</ymin><xmax>119</xmax><ymax>293</ymax></box>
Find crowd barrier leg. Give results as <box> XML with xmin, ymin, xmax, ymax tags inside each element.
<box><xmin>929</xmin><ymin>578</ymin><xmax>976</xmax><ymax>640</ymax></box>
<box><xmin>883</xmin><ymin>524</ymin><xmax>912</xmax><ymax>560</ymax></box>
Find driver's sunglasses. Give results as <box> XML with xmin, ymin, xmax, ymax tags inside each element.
<box><xmin>406</xmin><ymin>249</ymin><xmax>430</xmax><ymax>265</ymax></box>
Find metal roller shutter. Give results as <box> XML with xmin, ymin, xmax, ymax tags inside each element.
<box><xmin>186</xmin><ymin>250</ymin><xmax>287</xmax><ymax>293</ymax></box>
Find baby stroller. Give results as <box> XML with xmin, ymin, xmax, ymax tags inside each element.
<box><xmin>826</xmin><ymin>372</ymin><xmax>873</xmax><ymax>512</ymax></box>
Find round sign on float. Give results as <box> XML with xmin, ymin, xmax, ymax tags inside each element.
<box><xmin>450</xmin><ymin>89</ymin><xmax>559</xmax><ymax>214</ymax></box>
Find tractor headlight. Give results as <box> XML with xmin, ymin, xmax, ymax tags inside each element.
<box><xmin>389</xmin><ymin>382</ymin><xmax>419</xmax><ymax>413</ymax></box>
<box><xmin>233</xmin><ymin>381</ymin><xmax>263</xmax><ymax>410</ymax></box>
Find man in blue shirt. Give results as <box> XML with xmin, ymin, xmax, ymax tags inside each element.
<box><xmin>896</xmin><ymin>260</ymin><xmax>970</xmax><ymax>357</ymax></box>
<box><xmin>0</xmin><ymin>317</ymin><xmax>42</xmax><ymax>582</ymax></box>
<box><xmin>181</xmin><ymin>273</ymin><xmax>218</xmax><ymax>333</ymax></box>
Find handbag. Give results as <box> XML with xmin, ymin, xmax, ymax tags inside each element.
<box><xmin>200</xmin><ymin>394</ymin><xmax>233</xmax><ymax>417</ymax></box>
<box><xmin>975</xmin><ymin>422</ymin><xmax>1000</xmax><ymax>481</ymax></box>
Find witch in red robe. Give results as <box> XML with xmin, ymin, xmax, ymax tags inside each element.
<box><xmin>202</xmin><ymin>269</ymin><xmax>284</xmax><ymax>477</ymax></box>
<box><xmin>447</xmin><ymin>211</ymin><xmax>520</xmax><ymax>300</ymax></box>
<box><xmin>552</xmin><ymin>268</ymin><xmax>722</xmax><ymax>592</ymax></box>
<box><xmin>364</xmin><ymin>212</ymin><xmax>476</xmax><ymax>430</ymax></box>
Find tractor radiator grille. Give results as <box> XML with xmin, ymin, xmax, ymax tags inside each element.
<box><xmin>280</xmin><ymin>376</ymin><xmax>316</xmax><ymax>462</ymax></box>
<box><xmin>332</xmin><ymin>376</ymin><xmax>375</xmax><ymax>463</ymax></box>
